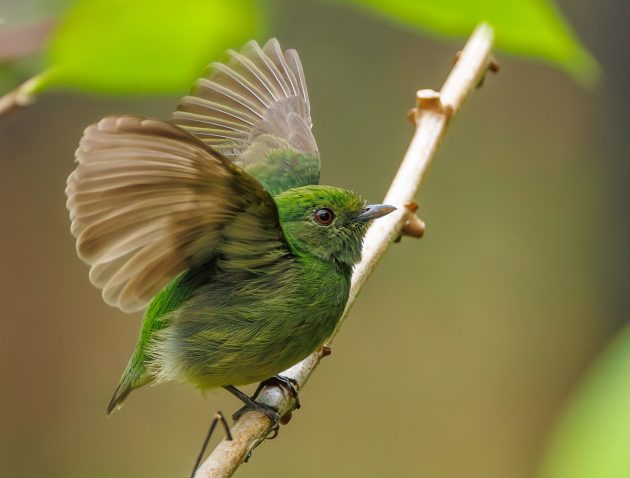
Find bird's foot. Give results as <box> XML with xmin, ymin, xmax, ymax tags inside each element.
<box><xmin>232</xmin><ymin>401</ymin><xmax>280</xmax><ymax>433</ymax></box>
<box><xmin>224</xmin><ymin>385</ymin><xmax>281</xmax><ymax>437</ymax></box>
<box><xmin>252</xmin><ymin>375</ymin><xmax>301</xmax><ymax>410</ymax></box>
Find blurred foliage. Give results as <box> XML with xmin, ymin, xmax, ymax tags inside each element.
<box><xmin>336</xmin><ymin>0</ymin><xmax>599</xmax><ymax>84</ymax></box>
<box><xmin>40</xmin><ymin>0</ymin><xmax>262</xmax><ymax>93</ymax></box>
<box><xmin>3</xmin><ymin>0</ymin><xmax>598</xmax><ymax>96</ymax></box>
<box><xmin>539</xmin><ymin>324</ymin><xmax>630</xmax><ymax>478</ymax></box>
<box><xmin>41</xmin><ymin>0</ymin><xmax>263</xmax><ymax>93</ymax></box>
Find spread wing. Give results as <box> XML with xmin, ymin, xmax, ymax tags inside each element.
<box><xmin>66</xmin><ymin>115</ymin><xmax>289</xmax><ymax>313</ymax></box>
<box><xmin>172</xmin><ymin>38</ymin><xmax>320</xmax><ymax>195</ymax></box>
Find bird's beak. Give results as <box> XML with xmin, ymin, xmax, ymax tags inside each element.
<box><xmin>355</xmin><ymin>204</ymin><xmax>397</xmax><ymax>222</ymax></box>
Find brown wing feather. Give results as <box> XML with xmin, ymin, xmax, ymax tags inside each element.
<box><xmin>67</xmin><ymin>115</ymin><xmax>286</xmax><ymax>313</ymax></box>
<box><xmin>172</xmin><ymin>38</ymin><xmax>318</xmax><ymax>162</ymax></box>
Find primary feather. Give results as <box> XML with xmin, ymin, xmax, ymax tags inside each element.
<box><xmin>172</xmin><ymin>38</ymin><xmax>319</xmax><ymax>194</ymax></box>
<box><xmin>67</xmin><ymin>115</ymin><xmax>286</xmax><ymax>312</ymax></box>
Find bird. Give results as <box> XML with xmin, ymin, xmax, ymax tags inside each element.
<box><xmin>65</xmin><ymin>38</ymin><xmax>395</xmax><ymax>424</ymax></box>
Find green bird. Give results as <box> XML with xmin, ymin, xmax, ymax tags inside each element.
<box><xmin>66</xmin><ymin>39</ymin><xmax>395</xmax><ymax>421</ymax></box>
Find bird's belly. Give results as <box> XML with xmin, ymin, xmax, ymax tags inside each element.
<box><xmin>149</xmin><ymin>271</ymin><xmax>349</xmax><ymax>388</ymax></box>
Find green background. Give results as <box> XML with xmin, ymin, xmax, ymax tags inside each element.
<box><xmin>1</xmin><ymin>0</ymin><xmax>628</xmax><ymax>477</ymax></box>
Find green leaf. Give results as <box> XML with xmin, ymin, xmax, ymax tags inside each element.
<box><xmin>336</xmin><ymin>0</ymin><xmax>599</xmax><ymax>84</ymax></box>
<box><xmin>538</xmin><ymin>325</ymin><xmax>630</xmax><ymax>478</ymax></box>
<box><xmin>43</xmin><ymin>0</ymin><xmax>264</xmax><ymax>93</ymax></box>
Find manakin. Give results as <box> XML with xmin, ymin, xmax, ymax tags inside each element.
<box><xmin>66</xmin><ymin>39</ymin><xmax>395</xmax><ymax>421</ymax></box>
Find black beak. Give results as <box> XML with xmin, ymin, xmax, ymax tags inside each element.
<box><xmin>355</xmin><ymin>204</ymin><xmax>397</xmax><ymax>222</ymax></box>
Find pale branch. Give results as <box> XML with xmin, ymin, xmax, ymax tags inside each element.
<box><xmin>0</xmin><ymin>74</ymin><xmax>46</xmax><ymax>118</ymax></box>
<box><xmin>193</xmin><ymin>22</ymin><xmax>496</xmax><ymax>478</ymax></box>
<box><xmin>0</xmin><ymin>19</ymin><xmax>57</xmax><ymax>119</ymax></box>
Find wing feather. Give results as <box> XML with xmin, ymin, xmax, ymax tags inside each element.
<box><xmin>67</xmin><ymin>115</ymin><xmax>287</xmax><ymax>312</ymax></box>
<box><xmin>172</xmin><ymin>38</ymin><xmax>319</xmax><ymax>192</ymax></box>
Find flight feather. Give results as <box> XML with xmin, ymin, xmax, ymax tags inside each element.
<box><xmin>66</xmin><ymin>115</ymin><xmax>287</xmax><ymax>312</ymax></box>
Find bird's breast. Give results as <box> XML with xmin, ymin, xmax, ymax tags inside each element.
<box><xmin>149</xmin><ymin>258</ymin><xmax>351</xmax><ymax>387</ymax></box>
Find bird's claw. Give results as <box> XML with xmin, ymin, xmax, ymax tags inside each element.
<box><xmin>232</xmin><ymin>402</ymin><xmax>280</xmax><ymax>436</ymax></box>
<box><xmin>253</xmin><ymin>375</ymin><xmax>301</xmax><ymax>410</ymax></box>
<box><xmin>224</xmin><ymin>384</ymin><xmax>280</xmax><ymax>438</ymax></box>
<box><xmin>225</xmin><ymin>375</ymin><xmax>301</xmax><ymax>441</ymax></box>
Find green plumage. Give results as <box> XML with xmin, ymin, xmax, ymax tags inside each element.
<box><xmin>108</xmin><ymin>181</ymin><xmax>370</xmax><ymax>413</ymax></box>
<box><xmin>65</xmin><ymin>39</ymin><xmax>395</xmax><ymax>415</ymax></box>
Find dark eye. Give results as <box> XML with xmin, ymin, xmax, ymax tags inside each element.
<box><xmin>313</xmin><ymin>208</ymin><xmax>335</xmax><ymax>225</ymax></box>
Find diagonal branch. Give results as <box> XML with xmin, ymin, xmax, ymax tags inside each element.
<box><xmin>0</xmin><ymin>74</ymin><xmax>47</xmax><ymax>118</ymax></box>
<box><xmin>193</xmin><ymin>22</ymin><xmax>496</xmax><ymax>478</ymax></box>
<box><xmin>0</xmin><ymin>20</ymin><xmax>57</xmax><ymax>119</ymax></box>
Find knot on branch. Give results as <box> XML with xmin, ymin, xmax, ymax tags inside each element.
<box><xmin>394</xmin><ymin>202</ymin><xmax>425</xmax><ymax>242</ymax></box>
<box><xmin>407</xmin><ymin>89</ymin><xmax>454</xmax><ymax>125</ymax></box>
<box><xmin>402</xmin><ymin>202</ymin><xmax>425</xmax><ymax>239</ymax></box>
<box><xmin>453</xmin><ymin>50</ymin><xmax>500</xmax><ymax>89</ymax></box>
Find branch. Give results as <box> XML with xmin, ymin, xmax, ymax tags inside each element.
<box><xmin>0</xmin><ymin>20</ymin><xmax>57</xmax><ymax>119</ymax></box>
<box><xmin>194</xmin><ymin>22</ymin><xmax>496</xmax><ymax>478</ymax></box>
<box><xmin>0</xmin><ymin>75</ymin><xmax>47</xmax><ymax>118</ymax></box>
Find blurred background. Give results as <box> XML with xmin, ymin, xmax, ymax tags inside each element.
<box><xmin>1</xmin><ymin>0</ymin><xmax>629</xmax><ymax>477</ymax></box>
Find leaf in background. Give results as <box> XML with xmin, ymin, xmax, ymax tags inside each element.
<box><xmin>538</xmin><ymin>324</ymin><xmax>630</xmax><ymax>478</ymax></box>
<box><xmin>41</xmin><ymin>0</ymin><xmax>264</xmax><ymax>94</ymax></box>
<box><xmin>335</xmin><ymin>0</ymin><xmax>599</xmax><ymax>84</ymax></box>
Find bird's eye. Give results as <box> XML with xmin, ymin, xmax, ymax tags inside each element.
<box><xmin>313</xmin><ymin>208</ymin><xmax>335</xmax><ymax>226</ymax></box>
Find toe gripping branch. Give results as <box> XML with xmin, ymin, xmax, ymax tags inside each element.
<box><xmin>226</xmin><ymin>374</ymin><xmax>302</xmax><ymax>441</ymax></box>
<box><xmin>191</xmin><ymin>345</ymin><xmax>332</xmax><ymax>473</ymax></box>
<box><xmin>249</xmin><ymin>375</ymin><xmax>302</xmax><ymax>437</ymax></box>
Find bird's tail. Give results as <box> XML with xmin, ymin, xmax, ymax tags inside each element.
<box><xmin>107</xmin><ymin>380</ymin><xmax>133</xmax><ymax>415</ymax></box>
<box><xmin>106</xmin><ymin>354</ymin><xmax>151</xmax><ymax>415</ymax></box>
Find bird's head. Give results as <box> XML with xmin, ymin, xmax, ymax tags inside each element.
<box><xmin>274</xmin><ymin>185</ymin><xmax>395</xmax><ymax>268</ymax></box>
